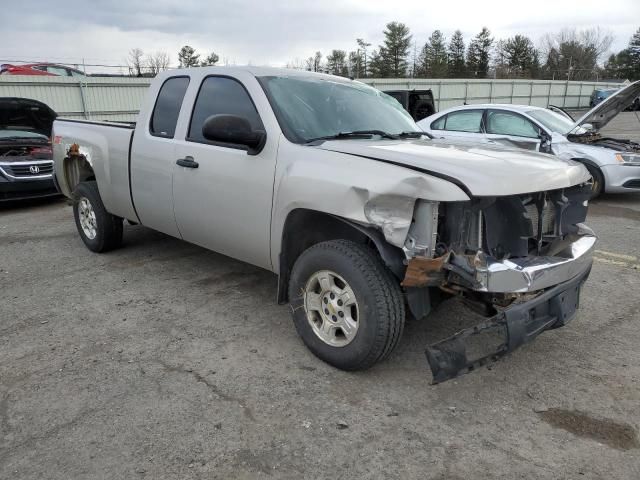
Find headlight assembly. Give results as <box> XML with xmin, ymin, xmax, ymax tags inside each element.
<box><xmin>615</xmin><ymin>153</ymin><xmax>640</xmax><ymax>165</ymax></box>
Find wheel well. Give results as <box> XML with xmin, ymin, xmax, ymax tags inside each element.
<box><xmin>277</xmin><ymin>209</ymin><xmax>405</xmax><ymax>304</ymax></box>
<box><xmin>62</xmin><ymin>154</ymin><xmax>95</xmax><ymax>196</ymax></box>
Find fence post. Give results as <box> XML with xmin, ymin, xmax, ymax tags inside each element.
<box><xmin>488</xmin><ymin>81</ymin><xmax>493</xmax><ymax>103</ymax></box>
<box><xmin>510</xmin><ymin>81</ymin><xmax>515</xmax><ymax>103</ymax></box>
<box><xmin>547</xmin><ymin>82</ymin><xmax>552</xmax><ymax>107</ymax></box>
<box><xmin>578</xmin><ymin>82</ymin><xmax>584</xmax><ymax>108</ymax></box>
<box><xmin>436</xmin><ymin>81</ymin><xmax>442</xmax><ymax>111</ymax></box>
<box><xmin>78</xmin><ymin>79</ymin><xmax>90</xmax><ymax>119</ymax></box>
<box><xmin>562</xmin><ymin>80</ymin><xmax>569</xmax><ymax>108</ymax></box>
<box><xmin>464</xmin><ymin>81</ymin><xmax>468</xmax><ymax>104</ymax></box>
<box><xmin>528</xmin><ymin>82</ymin><xmax>533</xmax><ymax>105</ymax></box>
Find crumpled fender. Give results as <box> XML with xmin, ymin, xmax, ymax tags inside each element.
<box><xmin>270</xmin><ymin>140</ymin><xmax>469</xmax><ymax>272</ymax></box>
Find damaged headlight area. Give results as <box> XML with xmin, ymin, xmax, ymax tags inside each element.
<box><xmin>402</xmin><ymin>182</ymin><xmax>596</xmax><ymax>294</ymax></box>
<box><xmin>364</xmin><ymin>195</ymin><xmax>417</xmax><ymax>247</ymax></box>
<box><xmin>397</xmin><ymin>183</ymin><xmax>597</xmax><ymax>384</ymax></box>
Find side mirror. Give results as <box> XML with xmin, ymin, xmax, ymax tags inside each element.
<box><xmin>581</xmin><ymin>123</ymin><xmax>594</xmax><ymax>132</ymax></box>
<box><xmin>201</xmin><ymin>114</ymin><xmax>266</xmax><ymax>155</ymax></box>
<box><xmin>538</xmin><ymin>131</ymin><xmax>552</xmax><ymax>153</ymax></box>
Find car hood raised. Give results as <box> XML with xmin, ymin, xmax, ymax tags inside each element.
<box><xmin>316</xmin><ymin>138</ymin><xmax>590</xmax><ymax>197</ymax></box>
<box><xmin>0</xmin><ymin>97</ymin><xmax>57</xmax><ymax>137</ymax></box>
<box><xmin>568</xmin><ymin>80</ymin><xmax>640</xmax><ymax>134</ymax></box>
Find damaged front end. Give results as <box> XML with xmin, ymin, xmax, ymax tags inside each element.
<box><xmin>400</xmin><ymin>183</ymin><xmax>596</xmax><ymax>383</ymax></box>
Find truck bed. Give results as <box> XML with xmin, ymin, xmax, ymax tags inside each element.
<box><xmin>53</xmin><ymin>118</ymin><xmax>138</xmax><ymax>222</ymax></box>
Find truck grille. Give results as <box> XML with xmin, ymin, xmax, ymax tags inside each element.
<box><xmin>0</xmin><ymin>161</ymin><xmax>54</xmax><ymax>178</ymax></box>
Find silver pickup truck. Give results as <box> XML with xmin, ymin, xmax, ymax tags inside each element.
<box><xmin>53</xmin><ymin>67</ymin><xmax>596</xmax><ymax>382</ymax></box>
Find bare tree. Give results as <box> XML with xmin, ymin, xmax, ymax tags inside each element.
<box><xmin>145</xmin><ymin>52</ymin><xmax>171</xmax><ymax>75</ymax></box>
<box><xmin>540</xmin><ymin>27</ymin><xmax>613</xmax><ymax>80</ymax></box>
<box><xmin>286</xmin><ymin>58</ymin><xmax>305</xmax><ymax>70</ymax></box>
<box><xmin>128</xmin><ymin>48</ymin><xmax>145</xmax><ymax>76</ymax></box>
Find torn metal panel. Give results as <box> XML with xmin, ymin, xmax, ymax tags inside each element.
<box><xmin>402</xmin><ymin>253</ymin><xmax>449</xmax><ymax>287</ymax></box>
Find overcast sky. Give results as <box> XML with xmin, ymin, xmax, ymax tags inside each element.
<box><xmin>1</xmin><ymin>0</ymin><xmax>638</xmax><ymax>72</ymax></box>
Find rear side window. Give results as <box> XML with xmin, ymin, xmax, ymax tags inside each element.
<box><xmin>188</xmin><ymin>76</ymin><xmax>263</xmax><ymax>144</ymax></box>
<box><xmin>443</xmin><ymin>110</ymin><xmax>483</xmax><ymax>133</ymax></box>
<box><xmin>150</xmin><ymin>76</ymin><xmax>190</xmax><ymax>138</ymax></box>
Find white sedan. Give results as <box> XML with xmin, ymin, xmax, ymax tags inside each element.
<box><xmin>417</xmin><ymin>81</ymin><xmax>640</xmax><ymax>196</ymax></box>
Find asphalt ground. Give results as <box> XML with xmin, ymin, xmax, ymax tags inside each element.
<box><xmin>1</xmin><ymin>113</ymin><xmax>639</xmax><ymax>479</ymax></box>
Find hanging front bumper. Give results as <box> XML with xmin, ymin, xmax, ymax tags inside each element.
<box><xmin>425</xmin><ymin>262</ymin><xmax>592</xmax><ymax>384</ymax></box>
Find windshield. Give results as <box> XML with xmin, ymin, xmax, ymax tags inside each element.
<box><xmin>526</xmin><ymin>109</ymin><xmax>576</xmax><ymax>134</ymax></box>
<box><xmin>258</xmin><ymin>75</ymin><xmax>418</xmax><ymax>143</ymax></box>
<box><xmin>0</xmin><ymin>129</ymin><xmax>49</xmax><ymax>141</ymax></box>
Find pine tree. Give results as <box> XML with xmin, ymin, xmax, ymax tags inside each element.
<box><xmin>178</xmin><ymin>46</ymin><xmax>200</xmax><ymax>68</ymax></box>
<box><xmin>379</xmin><ymin>22</ymin><xmax>412</xmax><ymax>77</ymax></box>
<box><xmin>466</xmin><ymin>27</ymin><xmax>493</xmax><ymax>78</ymax></box>
<box><xmin>447</xmin><ymin>30</ymin><xmax>466</xmax><ymax>77</ymax></box>
<box><xmin>326</xmin><ymin>50</ymin><xmax>348</xmax><ymax>77</ymax></box>
<box><xmin>419</xmin><ymin>30</ymin><xmax>448</xmax><ymax>77</ymax></box>
<box><xmin>200</xmin><ymin>52</ymin><xmax>219</xmax><ymax>66</ymax></box>
<box><xmin>503</xmin><ymin>35</ymin><xmax>539</xmax><ymax>77</ymax></box>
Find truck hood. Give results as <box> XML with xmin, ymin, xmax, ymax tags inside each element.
<box><xmin>568</xmin><ymin>80</ymin><xmax>640</xmax><ymax>134</ymax></box>
<box><xmin>316</xmin><ymin>138</ymin><xmax>590</xmax><ymax>197</ymax></box>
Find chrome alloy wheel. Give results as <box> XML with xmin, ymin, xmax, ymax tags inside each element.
<box><xmin>78</xmin><ymin>197</ymin><xmax>98</xmax><ymax>239</ymax></box>
<box><xmin>303</xmin><ymin>270</ymin><xmax>359</xmax><ymax>347</ymax></box>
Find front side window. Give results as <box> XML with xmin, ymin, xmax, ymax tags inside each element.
<box><xmin>443</xmin><ymin>110</ymin><xmax>483</xmax><ymax>133</ymax></box>
<box><xmin>188</xmin><ymin>76</ymin><xmax>264</xmax><ymax>143</ymax></box>
<box><xmin>258</xmin><ymin>75</ymin><xmax>417</xmax><ymax>143</ymax></box>
<box><xmin>150</xmin><ymin>76</ymin><xmax>190</xmax><ymax>138</ymax></box>
<box><xmin>486</xmin><ymin>110</ymin><xmax>539</xmax><ymax>138</ymax></box>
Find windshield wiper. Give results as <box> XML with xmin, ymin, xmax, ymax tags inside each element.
<box><xmin>305</xmin><ymin>130</ymin><xmax>399</xmax><ymax>144</ymax></box>
<box><xmin>397</xmin><ymin>131</ymin><xmax>434</xmax><ymax>139</ymax></box>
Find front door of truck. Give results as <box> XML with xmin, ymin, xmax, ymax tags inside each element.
<box><xmin>172</xmin><ymin>75</ymin><xmax>277</xmax><ymax>270</ymax></box>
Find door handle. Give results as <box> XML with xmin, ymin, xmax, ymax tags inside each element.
<box><xmin>176</xmin><ymin>156</ymin><xmax>199</xmax><ymax>168</ymax></box>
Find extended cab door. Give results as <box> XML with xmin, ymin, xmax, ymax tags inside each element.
<box><xmin>130</xmin><ymin>76</ymin><xmax>190</xmax><ymax>237</ymax></box>
<box><xmin>171</xmin><ymin>74</ymin><xmax>277</xmax><ymax>270</ymax></box>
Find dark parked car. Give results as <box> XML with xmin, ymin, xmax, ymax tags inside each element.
<box><xmin>589</xmin><ymin>87</ymin><xmax>619</xmax><ymax>107</ymax></box>
<box><xmin>0</xmin><ymin>98</ymin><xmax>59</xmax><ymax>201</ymax></box>
<box><xmin>383</xmin><ymin>89</ymin><xmax>436</xmax><ymax>121</ymax></box>
<box><xmin>0</xmin><ymin>63</ymin><xmax>85</xmax><ymax>77</ymax></box>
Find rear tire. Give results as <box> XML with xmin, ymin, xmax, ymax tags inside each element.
<box><xmin>288</xmin><ymin>240</ymin><xmax>405</xmax><ymax>371</ymax></box>
<box><xmin>73</xmin><ymin>181</ymin><xmax>123</xmax><ymax>252</ymax></box>
<box><xmin>584</xmin><ymin>164</ymin><xmax>604</xmax><ymax>198</ymax></box>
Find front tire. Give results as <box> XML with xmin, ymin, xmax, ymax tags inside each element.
<box><xmin>584</xmin><ymin>164</ymin><xmax>604</xmax><ymax>198</ymax></box>
<box><xmin>73</xmin><ymin>181</ymin><xmax>123</xmax><ymax>252</ymax></box>
<box><xmin>288</xmin><ymin>240</ymin><xmax>405</xmax><ymax>371</ymax></box>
